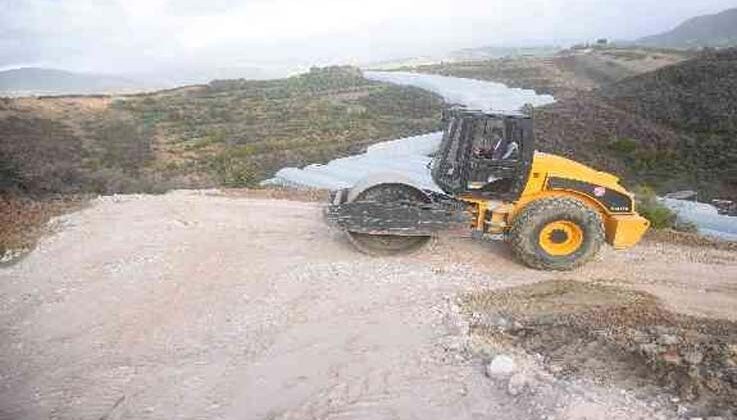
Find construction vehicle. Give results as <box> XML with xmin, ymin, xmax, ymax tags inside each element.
<box><xmin>327</xmin><ymin>107</ymin><xmax>650</xmax><ymax>270</ymax></box>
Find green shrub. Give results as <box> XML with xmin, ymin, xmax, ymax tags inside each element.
<box><xmin>211</xmin><ymin>155</ymin><xmax>259</xmax><ymax>187</ymax></box>
<box><xmin>673</xmin><ymin>219</ymin><xmax>698</xmax><ymax>233</ymax></box>
<box><xmin>634</xmin><ymin>185</ymin><xmax>676</xmax><ymax>229</ymax></box>
<box><xmin>608</xmin><ymin>137</ymin><xmax>638</xmax><ymax>155</ymax></box>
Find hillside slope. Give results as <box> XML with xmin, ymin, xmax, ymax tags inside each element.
<box><xmin>601</xmin><ymin>48</ymin><xmax>737</xmax><ymax>134</ymax></box>
<box><xmin>637</xmin><ymin>8</ymin><xmax>737</xmax><ymax>48</ymax></box>
<box><xmin>0</xmin><ymin>66</ymin><xmax>443</xmax><ymax>197</ymax></box>
<box><xmin>599</xmin><ymin>48</ymin><xmax>737</xmax><ymax>197</ymax></box>
<box><xmin>532</xmin><ymin>49</ymin><xmax>737</xmax><ymax>199</ymax></box>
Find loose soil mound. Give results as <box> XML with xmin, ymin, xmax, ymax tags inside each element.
<box><xmin>464</xmin><ymin>280</ymin><xmax>737</xmax><ymax>418</ymax></box>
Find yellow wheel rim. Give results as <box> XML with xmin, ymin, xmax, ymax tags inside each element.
<box><xmin>539</xmin><ymin>220</ymin><xmax>584</xmax><ymax>256</ymax></box>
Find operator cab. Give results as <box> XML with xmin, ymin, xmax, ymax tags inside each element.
<box><xmin>431</xmin><ymin>107</ymin><xmax>535</xmax><ymax>200</ymax></box>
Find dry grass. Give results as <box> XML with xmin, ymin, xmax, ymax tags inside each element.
<box><xmin>0</xmin><ymin>195</ymin><xmax>88</xmax><ymax>260</ymax></box>
<box><xmin>1</xmin><ymin>66</ymin><xmax>443</xmax><ymax>196</ymax></box>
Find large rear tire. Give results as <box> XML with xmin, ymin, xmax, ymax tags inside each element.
<box><xmin>509</xmin><ymin>197</ymin><xmax>604</xmax><ymax>271</ymax></box>
<box><xmin>346</xmin><ymin>183</ymin><xmax>431</xmax><ymax>256</ymax></box>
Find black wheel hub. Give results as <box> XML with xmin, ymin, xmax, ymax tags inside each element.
<box><xmin>549</xmin><ymin>229</ymin><xmax>569</xmax><ymax>244</ymax></box>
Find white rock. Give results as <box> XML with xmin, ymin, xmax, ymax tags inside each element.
<box><xmin>440</xmin><ymin>336</ymin><xmax>467</xmax><ymax>352</ymax></box>
<box><xmin>443</xmin><ymin>310</ymin><xmax>469</xmax><ymax>336</ymax></box>
<box><xmin>0</xmin><ymin>249</ymin><xmax>23</xmax><ymax>264</ymax></box>
<box><xmin>507</xmin><ymin>373</ymin><xmax>534</xmax><ymax>396</ymax></box>
<box><xmin>658</xmin><ymin>334</ymin><xmax>679</xmax><ymax>346</ymax></box>
<box><xmin>683</xmin><ymin>350</ymin><xmax>704</xmax><ymax>365</ymax></box>
<box><xmin>486</xmin><ymin>355</ymin><xmax>516</xmax><ymax>378</ymax></box>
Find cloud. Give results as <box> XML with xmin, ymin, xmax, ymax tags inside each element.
<box><xmin>2</xmin><ymin>0</ymin><xmax>736</xmax><ymax>73</ymax></box>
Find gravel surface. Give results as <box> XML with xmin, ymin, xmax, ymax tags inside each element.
<box><xmin>1</xmin><ymin>190</ymin><xmax>735</xmax><ymax>419</ymax></box>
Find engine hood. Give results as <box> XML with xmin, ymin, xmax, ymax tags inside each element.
<box><xmin>531</xmin><ymin>152</ymin><xmax>624</xmax><ymax>191</ymax></box>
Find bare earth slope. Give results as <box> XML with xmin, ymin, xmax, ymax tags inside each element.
<box><xmin>1</xmin><ymin>192</ymin><xmax>736</xmax><ymax>419</ymax></box>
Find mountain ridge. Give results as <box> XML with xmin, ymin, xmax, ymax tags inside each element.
<box><xmin>0</xmin><ymin>67</ymin><xmax>143</xmax><ymax>95</ymax></box>
<box><xmin>0</xmin><ymin>66</ymin><xmax>294</xmax><ymax>97</ymax></box>
<box><xmin>637</xmin><ymin>8</ymin><xmax>737</xmax><ymax>48</ymax></box>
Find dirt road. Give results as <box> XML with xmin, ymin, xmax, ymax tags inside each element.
<box><xmin>1</xmin><ymin>191</ymin><xmax>735</xmax><ymax>419</ymax></box>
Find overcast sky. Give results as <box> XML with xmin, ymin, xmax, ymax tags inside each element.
<box><xmin>1</xmin><ymin>0</ymin><xmax>735</xmax><ymax>74</ymax></box>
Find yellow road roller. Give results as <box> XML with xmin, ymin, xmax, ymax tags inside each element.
<box><xmin>327</xmin><ymin>107</ymin><xmax>649</xmax><ymax>270</ymax></box>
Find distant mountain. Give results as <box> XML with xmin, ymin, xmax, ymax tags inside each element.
<box><xmin>0</xmin><ymin>67</ymin><xmax>146</xmax><ymax>96</ymax></box>
<box><xmin>637</xmin><ymin>8</ymin><xmax>737</xmax><ymax>48</ymax></box>
<box><xmin>0</xmin><ymin>66</ymin><xmax>299</xmax><ymax>97</ymax></box>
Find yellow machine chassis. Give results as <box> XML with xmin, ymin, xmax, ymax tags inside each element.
<box><xmin>459</xmin><ymin>152</ymin><xmax>650</xmax><ymax>250</ymax></box>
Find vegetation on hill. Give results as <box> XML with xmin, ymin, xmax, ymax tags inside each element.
<box><xmin>601</xmin><ymin>48</ymin><xmax>737</xmax><ymax>134</ymax></box>
<box><xmin>599</xmin><ymin>48</ymin><xmax>737</xmax><ymax>198</ymax></box>
<box><xmin>0</xmin><ymin>66</ymin><xmax>443</xmax><ymax>254</ymax></box>
<box><xmin>0</xmin><ymin>66</ymin><xmax>443</xmax><ymax>197</ymax></box>
<box><xmin>637</xmin><ymin>7</ymin><xmax>737</xmax><ymax>49</ymax></box>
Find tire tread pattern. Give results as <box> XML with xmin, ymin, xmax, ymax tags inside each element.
<box><xmin>508</xmin><ymin>197</ymin><xmax>605</xmax><ymax>271</ymax></box>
